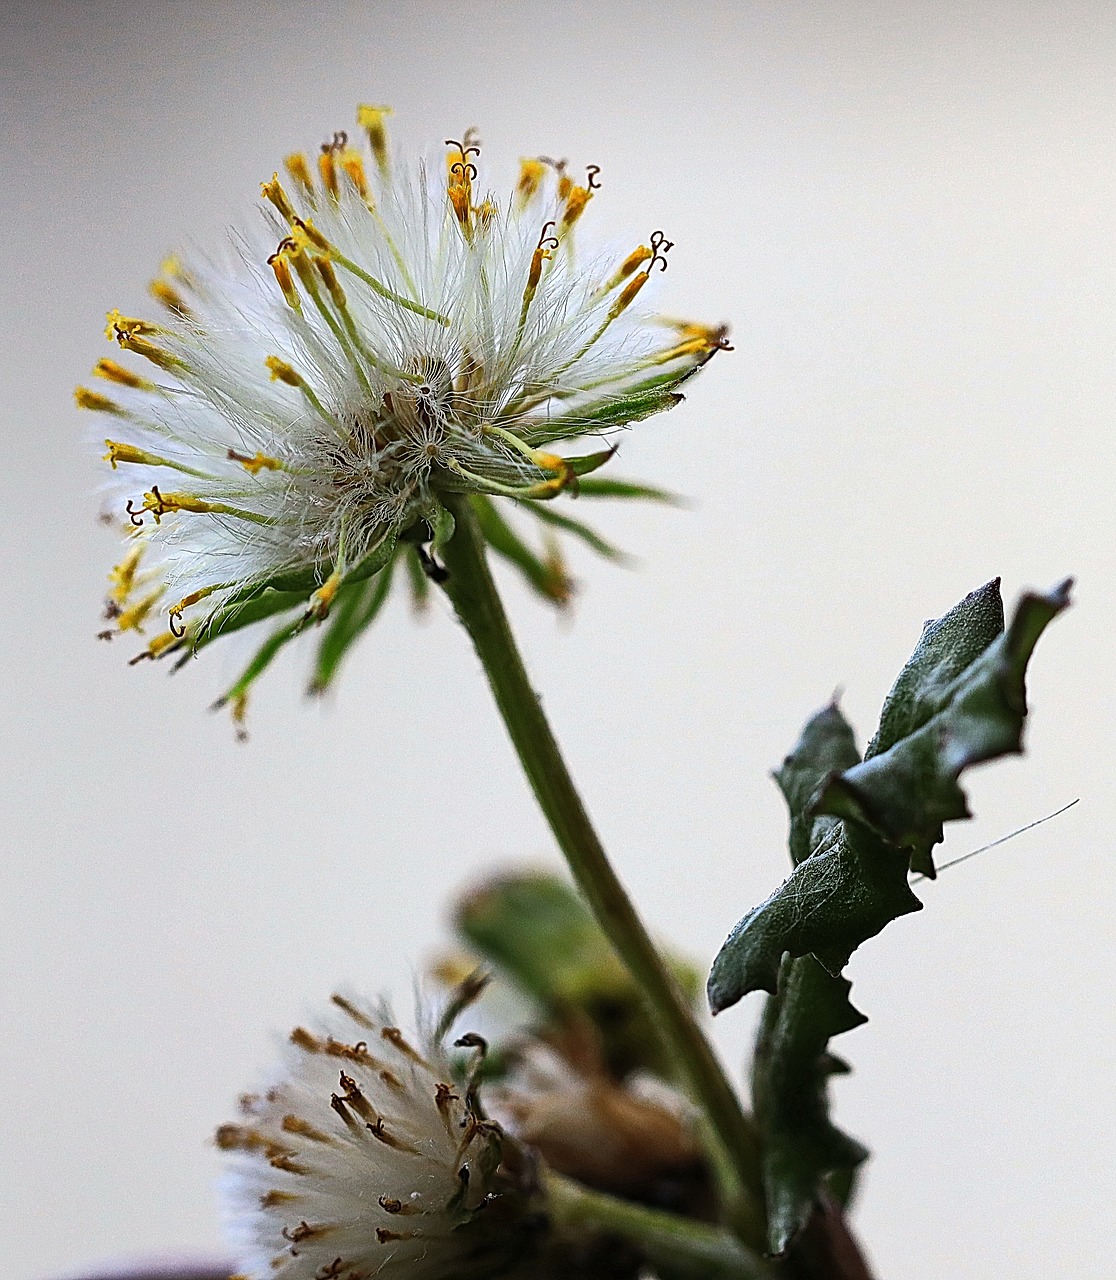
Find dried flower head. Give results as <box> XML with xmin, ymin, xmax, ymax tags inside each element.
<box><xmin>218</xmin><ymin>994</ymin><xmax>536</xmax><ymax>1280</ymax></box>
<box><xmin>79</xmin><ymin>107</ymin><xmax>728</xmax><ymax>708</ymax></box>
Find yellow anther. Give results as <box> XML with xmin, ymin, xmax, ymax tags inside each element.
<box><xmin>448</xmin><ymin>182</ymin><xmax>471</xmax><ymax>231</ymax></box>
<box><xmin>159</xmin><ymin>254</ymin><xmax>189</xmax><ymax>282</ymax></box>
<box><xmin>114</xmin><ymin>331</ymin><xmax>183</xmax><ymax>372</ymax></box>
<box><xmin>128</xmin><ymin>628</ymin><xmax>179</xmax><ymax>663</ymax></box>
<box><xmin>339</xmin><ymin>149</ymin><xmax>371</xmax><ymax>202</ymax></box>
<box><xmin>93</xmin><ymin>358</ymin><xmax>154</xmax><ymax>390</ymax></box>
<box><xmin>560</xmin><ymin>185</ymin><xmax>592</xmax><ymax>234</ymax></box>
<box><xmin>601</xmin><ymin>245</ymin><xmax>653</xmax><ymax>293</ymax></box>
<box><xmin>261</xmin><ymin>174</ymin><xmax>297</xmax><ymax>222</ymax></box>
<box><xmin>267</xmin><ymin>251</ymin><xmax>301</xmax><ymax>311</ymax></box>
<box><xmin>104</xmin><ymin>309</ymin><xmax>161</xmax><ymax>340</ymax></box>
<box><xmin>476</xmin><ymin>199</ymin><xmax>498</xmax><ymax>229</ymax></box>
<box><xmin>116</xmin><ymin>585</ymin><xmax>165</xmax><ymax>633</ymax></box>
<box><xmin>357</xmin><ymin>104</ymin><xmax>393</xmax><ymax>174</ymax></box>
<box><xmin>104</xmin><ymin>439</ymin><xmax>153</xmax><ymax>467</ymax></box>
<box><xmin>108</xmin><ymin>542</ymin><xmax>145</xmax><ymax>604</ymax></box>
<box><xmin>168</xmin><ymin>585</ymin><xmax>223</xmax><ymax>632</ymax></box>
<box><xmin>650</xmin><ymin>336</ymin><xmax>712</xmax><ymax>365</ymax></box>
<box><xmin>318</xmin><ymin>148</ymin><xmax>340</xmax><ymax>200</ymax></box>
<box><xmin>610</xmin><ymin>269</ymin><xmax>650</xmax><ymax>318</ymax></box>
<box><xmin>314</xmin><ymin>255</ymin><xmax>346</xmax><ymax>308</ymax></box>
<box><xmin>141</xmin><ymin>488</ymin><xmax>210</xmax><ymax>522</ymax></box>
<box><xmin>557</xmin><ymin>171</ymin><xmax>573</xmax><ymax>201</ymax></box>
<box><xmin>265</xmin><ymin>355</ymin><xmax>303</xmax><ymax>387</ymax></box>
<box><xmin>291</xmin><ymin>216</ymin><xmax>332</xmax><ymax>254</ymax></box>
<box><xmin>76</xmin><ymin>387</ymin><xmax>123</xmax><ymax>414</ymax></box>
<box><xmin>227</xmin><ymin>448</ymin><xmax>283</xmax><ymax>475</ymax></box>
<box><xmin>516</xmin><ymin>158</ymin><xmax>547</xmax><ymax>207</ymax></box>
<box><xmin>284</xmin><ymin>152</ymin><xmax>316</xmax><ymax>196</ymax></box>
<box><xmin>149</xmin><ymin>278</ymin><xmax>191</xmax><ymax>316</ymax></box>
<box><xmin>307</xmin><ymin>566</ymin><xmax>342</xmax><ymax>620</ymax></box>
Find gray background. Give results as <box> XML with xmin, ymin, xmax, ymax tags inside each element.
<box><xmin>2</xmin><ymin>2</ymin><xmax>1112</xmax><ymax>1277</ymax></box>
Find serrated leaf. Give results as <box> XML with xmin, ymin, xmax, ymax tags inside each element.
<box><xmin>865</xmin><ymin>578</ymin><xmax>1005</xmax><ymax>759</ymax></box>
<box><xmin>774</xmin><ymin>701</ymin><xmax>861</xmax><ymax>867</ymax></box>
<box><xmin>752</xmin><ymin>955</ymin><xmax>869</xmax><ymax>1255</ymax></box>
<box><xmin>708</xmin><ymin>820</ymin><xmax>921</xmax><ymax>1010</ymax></box>
<box><xmin>817</xmin><ymin>580</ymin><xmax>1072</xmax><ymax>876</ymax></box>
<box><xmin>708</xmin><ymin>578</ymin><xmax>1070</xmax><ymax>1013</ymax></box>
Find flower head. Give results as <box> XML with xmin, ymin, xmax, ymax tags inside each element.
<box><xmin>218</xmin><ymin>994</ymin><xmax>536</xmax><ymax>1280</ymax></box>
<box><xmin>79</xmin><ymin>108</ymin><xmax>728</xmax><ymax>707</ymax></box>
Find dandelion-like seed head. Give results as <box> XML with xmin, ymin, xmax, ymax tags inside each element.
<box><xmin>219</xmin><ymin>995</ymin><xmax>536</xmax><ymax>1280</ymax></box>
<box><xmin>80</xmin><ymin>107</ymin><xmax>728</xmax><ymax>699</ymax></box>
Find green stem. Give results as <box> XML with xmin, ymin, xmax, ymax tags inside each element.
<box><xmin>546</xmin><ymin>1171</ymin><xmax>773</xmax><ymax>1279</ymax></box>
<box><xmin>438</xmin><ymin>494</ymin><xmax>765</xmax><ymax>1244</ymax></box>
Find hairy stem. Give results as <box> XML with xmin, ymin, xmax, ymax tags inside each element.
<box><xmin>438</xmin><ymin>494</ymin><xmax>765</xmax><ymax>1243</ymax></box>
<box><xmin>545</xmin><ymin>1170</ymin><xmax>772</xmax><ymax>1279</ymax></box>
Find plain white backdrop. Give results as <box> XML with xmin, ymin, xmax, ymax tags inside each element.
<box><xmin>2</xmin><ymin>2</ymin><xmax>1112</xmax><ymax>1277</ymax></box>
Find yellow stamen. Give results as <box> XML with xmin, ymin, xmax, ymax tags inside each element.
<box><xmin>308</xmin><ymin>566</ymin><xmax>342</xmax><ymax>620</ymax></box>
<box><xmin>265</xmin><ymin>355</ymin><xmax>303</xmax><ymax>387</ymax></box>
<box><xmin>314</xmin><ymin>255</ymin><xmax>346</xmax><ymax>309</ymax></box>
<box><xmin>114</xmin><ymin>331</ymin><xmax>184</xmax><ymax>372</ymax></box>
<box><xmin>117</xmin><ymin>585</ymin><xmax>165</xmax><ymax>633</ymax></box>
<box><xmin>648</xmin><ymin>336</ymin><xmax>712</xmax><ymax>365</ymax></box>
<box><xmin>104</xmin><ymin>440</ymin><xmax>152</xmax><ymax>467</ymax></box>
<box><xmin>261</xmin><ymin>175</ymin><xmax>297</xmax><ymax>223</ymax></box>
<box><xmin>149</xmin><ymin>278</ymin><xmax>191</xmax><ymax>316</ymax></box>
<box><xmin>476</xmin><ymin>198</ymin><xmax>498</xmax><ymax>229</ymax></box>
<box><xmin>339</xmin><ymin>149</ymin><xmax>370</xmax><ymax>202</ymax></box>
<box><xmin>290</xmin><ymin>216</ymin><xmax>332</xmax><ymax>254</ymax></box>
<box><xmin>93</xmin><ymin>358</ymin><xmax>154</xmax><ymax>390</ymax></box>
<box><xmin>168</xmin><ymin>584</ymin><xmax>226</xmax><ymax>632</ymax></box>
<box><xmin>128</xmin><ymin>628</ymin><xmax>179</xmax><ymax>663</ymax></box>
<box><xmin>318</xmin><ymin>148</ymin><xmax>340</xmax><ymax>200</ymax></box>
<box><xmin>76</xmin><ymin>387</ymin><xmax>123</xmax><ymax>414</ymax></box>
<box><xmin>612</xmin><ymin>269</ymin><xmax>650</xmax><ymax>316</ymax></box>
<box><xmin>104</xmin><ymin>309</ymin><xmax>162</xmax><ymax>340</ymax></box>
<box><xmin>599</xmin><ymin>245</ymin><xmax>653</xmax><ymax>294</ymax></box>
<box><xmin>159</xmin><ymin>254</ymin><xmax>190</xmax><ymax>283</ymax></box>
<box><xmin>516</xmin><ymin>158</ymin><xmax>547</xmax><ymax>207</ymax></box>
<box><xmin>357</xmin><ymin>104</ymin><xmax>393</xmax><ymax>174</ymax></box>
<box><xmin>448</xmin><ymin>182</ymin><xmax>471</xmax><ymax>232</ymax></box>
<box><xmin>138</xmin><ymin>486</ymin><xmax>271</xmax><ymax>525</ymax></box>
<box><xmin>267</xmin><ymin>251</ymin><xmax>301</xmax><ymax>311</ymax></box>
<box><xmin>557</xmin><ymin>170</ymin><xmax>573</xmax><ymax>201</ymax></box>
<box><xmin>284</xmin><ymin>152</ymin><xmax>316</xmax><ymax>197</ymax></box>
<box><xmin>560</xmin><ymin>185</ymin><xmax>592</xmax><ymax>235</ymax></box>
<box><xmin>228</xmin><ymin>448</ymin><xmax>283</xmax><ymax>475</ymax></box>
<box><xmin>108</xmin><ymin>543</ymin><xmax>145</xmax><ymax>604</ymax></box>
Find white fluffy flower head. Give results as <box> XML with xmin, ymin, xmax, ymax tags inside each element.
<box><xmin>219</xmin><ymin>994</ymin><xmax>534</xmax><ymax>1280</ymax></box>
<box><xmin>79</xmin><ymin>107</ymin><xmax>728</xmax><ymax>670</ymax></box>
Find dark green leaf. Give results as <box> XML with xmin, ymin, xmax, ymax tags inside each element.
<box><xmin>752</xmin><ymin>955</ymin><xmax>869</xmax><ymax>1255</ymax></box>
<box><xmin>773</xmin><ymin>701</ymin><xmax>861</xmax><ymax>867</ymax></box>
<box><xmin>817</xmin><ymin>581</ymin><xmax>1072</xmax><ymax>876</ymax></box>
<box><xmin>865</xmin><ymin>578</ymin><xmax>1004</xmax><ymax>759</ymax></box>
<box><xmin>708</xmin><ymin>578</ymin><xmax>1070</xmax><ymax>1012</ymax></box>
<box><xmin>708</xmin><ymin>821</ymin><xmax>921</xmax><ymax>1010</ymax></box>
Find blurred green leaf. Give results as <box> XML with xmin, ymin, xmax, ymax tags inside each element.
<box><xmin>309</xmin><ymin>558</ymin><xmax>396</xmax><ymax>695</ymax></box>
<box><xmin>456</xmin><ymin>871</ymin><xmax>700</xmax><ymax>1081</ymax></box>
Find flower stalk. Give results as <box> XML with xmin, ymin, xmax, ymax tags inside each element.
<box><xmin>545</xmin><ymin>1170</ymin><xmax>772</xmax><ymax>1279</ymax></box>
<box><xmin>438</xmin><ymin>493</ymin><xmax>765</xmax><ymax>1244</ymax></box>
